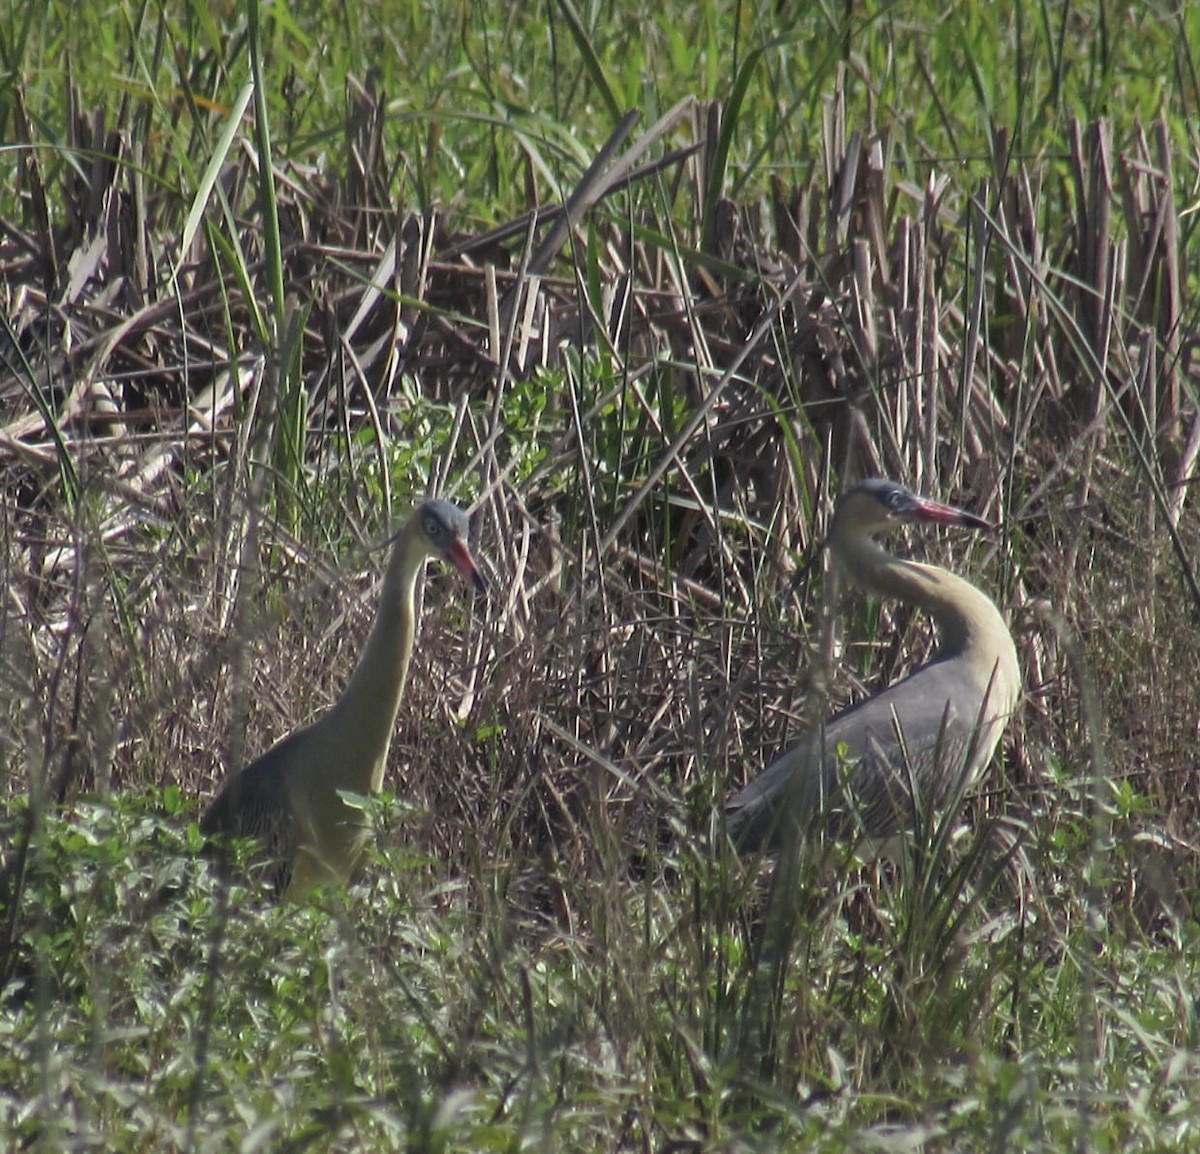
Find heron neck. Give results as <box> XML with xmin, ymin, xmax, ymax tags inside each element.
<box><xmin>321</xmin><ymin>523</ymin><xmax>425</xmax><ymax>796</ymax></box>
<box><xmin>834</xmin><ymin>531</ymin><xmax>1015</xmax><ymax>690</ymax></box>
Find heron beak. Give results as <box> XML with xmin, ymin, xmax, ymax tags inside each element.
<box><xmin>910</xmin><ymin>495</ymin><xmax>992</xmax><ymax>532</ymax></box>
<box><xmin>446</xmin><ymin>539</ymin><xmax>486</xmax><ymax>592</ymax></box>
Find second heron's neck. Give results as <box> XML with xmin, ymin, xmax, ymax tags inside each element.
<box><xmin>322</xmin><ymin>525</ymin><xmax>424</xmax><ymax>796</ymax></box>
<box><xmin>835</xmin><ymin>532</ymin><xmax>1009</xmax><ymax>667</ymax></box>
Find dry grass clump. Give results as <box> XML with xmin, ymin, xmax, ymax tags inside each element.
<box><xmin>3</xmin><ymin>85</ymin><xmax>1195</xmax><ymax>867</ymax></box>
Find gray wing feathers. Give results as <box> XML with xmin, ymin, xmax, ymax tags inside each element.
<box><xmin>726</xmin><ymin>661</ymin><xmax>999</xmax><ymax>851</ymax></box>
<box><xmin>200</xmin><ymin>738</ymin><xmax>301</xmax><ymax>895</ymax></box>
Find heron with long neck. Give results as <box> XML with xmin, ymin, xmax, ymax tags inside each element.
<box><xmin>726</xmin><ymin>478</ymin><xmax>1020</xmax><ymax>852</ymax></box>
<box><xmin>201</xmin><ymin>499</ymin><xmax>484</xmax><ymax>897</ymax></box>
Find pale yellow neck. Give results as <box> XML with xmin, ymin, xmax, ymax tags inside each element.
<box><xmin>834</xmin><ymin>531</ymin><xmax>1018</xmax><ymax>706</ymax></box>
<box><xmin>314</xmin><ymin>524</ymin><xmax>426</xmax><ymax>796</ymax></box>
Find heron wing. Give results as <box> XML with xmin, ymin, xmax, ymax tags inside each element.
<box><xmin>200</xmin><ymin>737</ymin><xmax>303</xmax><ymax>896</ymax></box>
<box><xmin>726</xmin><ymin>658</ymin><xmax>1003</xmax><ymax>851</ymax></box>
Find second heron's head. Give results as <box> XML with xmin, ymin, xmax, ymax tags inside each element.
<box><xmin>831</xmin><ymin>478</ymin><xmax>991</xmax><ymax>541</ymax></box>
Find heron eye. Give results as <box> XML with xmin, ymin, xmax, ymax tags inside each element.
<box><xmin>423</xmin><ymin>515</ymin><xmax>442</xmax><ymax>539</ymax></box>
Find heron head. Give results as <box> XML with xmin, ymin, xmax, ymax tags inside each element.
<box><xmin>414</xmin><ymin>499</ymin><xmax>486</xmax><ymax>591</ymax></box>
<box><xmin>835</xmin><ymin>478</ymin><xmax>991</xmax><ymax>538</ymax></box>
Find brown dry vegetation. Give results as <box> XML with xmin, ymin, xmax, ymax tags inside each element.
<box><xmin>4</xmin><ymin>87</ymin><xmax>1197</xmax><ymax>876</ymax></box>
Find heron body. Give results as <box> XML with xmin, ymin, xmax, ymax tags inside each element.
<box><xmin>726</xmin><ymin>478</ymin><xmax>1020</xmax><ymax>852</ymax></box>
<box><xmin>200</xmin><ymin>499</ymin><xmax>484</xmax><ymax>896</ymax></box>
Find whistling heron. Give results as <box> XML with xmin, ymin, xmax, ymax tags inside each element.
<box><xmin>725</xmin><ymin>478</ymin><xmax>1020</xmax><ymax>852</ymax></box>
<box><xmin>201</xmin><ymin>499</ymin><xmax>484</xmax><ymax>896</ymax></box>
